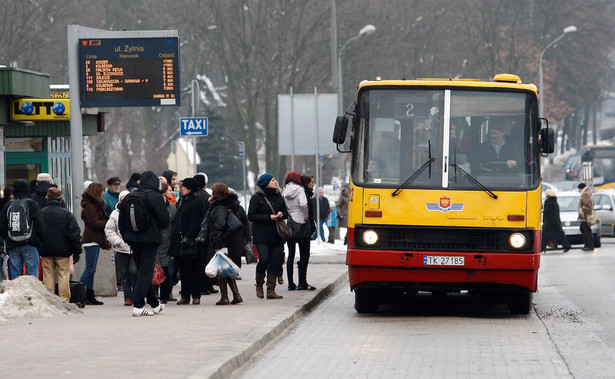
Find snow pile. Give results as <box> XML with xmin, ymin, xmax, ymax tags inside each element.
<box><xmin>0</xmin><ymin>276</ymin><xmax>82</xmax><ymax>323</ymax></box>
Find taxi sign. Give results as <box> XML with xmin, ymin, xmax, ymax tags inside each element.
<box><xmin>180</xmin><ymin>117</ymin><xmax>208</xmax><ymax>136</ymax></box>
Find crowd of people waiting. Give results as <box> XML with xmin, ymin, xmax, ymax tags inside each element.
<box><xmin>0</xmin><ymin>170</ymin><xmax>349</xmax><ymax>317</ymax></box>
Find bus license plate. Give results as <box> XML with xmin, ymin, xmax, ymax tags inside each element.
<box><xmin>423</xmin><ymin>256</ymin><xmax>465</xmax><ymax>266</ymax></box>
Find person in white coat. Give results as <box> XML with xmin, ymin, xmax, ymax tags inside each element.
<box><xmin>282</xmin><ymin>171</ymin><xmax>315</xmax><ymax>291</ymax></box>
<box><xmin>105</xmin><ymin>190</ymin><xmax>137</xmax><ymax>306</ymax></box>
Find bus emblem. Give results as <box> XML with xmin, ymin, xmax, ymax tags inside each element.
<box><xmin>440</xmin><ymin>197</ymin><xmax>450</xmax><ymax>209</ymax></box>
<box><xmin>426</xmin><ymin>197</ymin><xmax>464</xmax><ymax>213</ymax></box>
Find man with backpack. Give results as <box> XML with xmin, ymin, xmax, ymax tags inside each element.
<box><xmin>0</xmin><ymin>179</ymin><xmax>46</xmax><ymax>279</ymax></box>
<box><xmin>118</xmin><ymin>171</ymin><xmax>170</xmax><ymax>316</ymax></box>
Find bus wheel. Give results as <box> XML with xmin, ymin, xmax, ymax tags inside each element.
<box><xmin>507</xmin><ymin>291</ymin><xmax>532</xmax><ymax>315</ymax></box>
<box><xmin>354</xmin><ymin>288</ymin><xmax>380</xmax><ymax>314</ymax></box>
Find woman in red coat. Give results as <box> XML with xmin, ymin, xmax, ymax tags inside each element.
<box><xmin>80</xmin><ymin>182</ymin><xmax>109</xmax><ymax>305</ymax></box>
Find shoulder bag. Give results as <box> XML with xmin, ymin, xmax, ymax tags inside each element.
<box><xmin>262</xmin><ymin>195</ymin><xmax>291</xmax><ymax>240</ymax></box>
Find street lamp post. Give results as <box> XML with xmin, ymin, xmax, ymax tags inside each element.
<box><xmin>539</xmin><ymin>25</ymin><xmax>577</xmax><ymax>118</ymax></box>
<box><xmin>337</xmin><ymin>24</ymin><xmax>376</xmax><ymax>115</ymax></box>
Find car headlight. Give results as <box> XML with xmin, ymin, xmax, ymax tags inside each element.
<box><xmin>509</xmin><ymin>233</ymin><xmax>526</xmax><ymax>249</ymax></box>
<box><xmin>362</xmin><ymin>229</ymin><xmax>379</xmax><ymax>245</ymax></box>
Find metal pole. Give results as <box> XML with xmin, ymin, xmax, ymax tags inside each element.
<box><xmin>191</xmin><ymin>79</ymin><xmax>199</xmax><ymax>176</ymax></box>
<box><xmin>314</xmin><ymin>87</ymin><xmax>321</xmax><ymax>244</ymax></box>
<box><xmin>243</xmin><ymin>150</ymin><xmax>247</xmax><ymax>208</ymax></box>
<box><xmin>290</xmin><ymin>87</ymin><xmax>295</xmax><ymax>172</ymax></box>
<box><xmin>67</xmin><ymin>25</ymin><xmax>84</xmax><ymax>218</ymax></box>
<box><xmin>331</xmin><ymin>0</ymin><xmax>337</xmax><ymax>92</ymax></box>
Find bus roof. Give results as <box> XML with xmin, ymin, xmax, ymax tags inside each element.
<box><xmin>358</xmin><ymin>74</ymin><xmax>538</xmax><ymax>94</ymax></box>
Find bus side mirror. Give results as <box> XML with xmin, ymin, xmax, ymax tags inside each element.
<box><xmin>539</xmin><ymin>118</ymin><xmax>554</xmax><ymax>156</ymax></box>
<box><xmin>332</xmin><ymin>115</ymin><xmax>349</xmax><ymax>144</ymax></box>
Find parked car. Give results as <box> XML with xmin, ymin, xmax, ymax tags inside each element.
<box><xmin>564</xmin><ymin>155</ymin><xmax>581</xmax><ymax>180</ymax></box>
<box><xmin>594</xmin><ymin>190</ymin><xmax>615</xmax><ymax>237</ymax></box>
<box><xmin>549</xmin><ymin>191</ymin><xmax>601</xmax><ymax>247</ymax></box>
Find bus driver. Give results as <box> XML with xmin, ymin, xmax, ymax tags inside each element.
<box><xmin>470</xmin><ymin>119</ymin><xmax>521</xmax><ymax>174</ymax></box>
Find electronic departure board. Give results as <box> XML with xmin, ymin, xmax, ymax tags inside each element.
<box><xmin>79</xmin><ymin>37</ymin><xmax>180</xmax><ymax>107</ymax></box>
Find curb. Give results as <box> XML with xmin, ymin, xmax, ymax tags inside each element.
<box><xmin>207</xmin><ymin>271</ymin><xmax>349</xmax><ymax>379</ymax></box>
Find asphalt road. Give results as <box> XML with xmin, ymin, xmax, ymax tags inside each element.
<box><xmin>235</xmin><ymin>241</ymin><xmax>615</xmax><ymax>378</ymax></box>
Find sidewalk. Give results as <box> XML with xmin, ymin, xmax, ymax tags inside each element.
<box><xmin>0</xmin><ymin>242</ymin><xmax>348</xmax><ymax>379</ymax></box>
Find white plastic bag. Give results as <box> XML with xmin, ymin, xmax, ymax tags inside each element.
<box><xmin>205</xmin><ymin>255</ymin><xmax>218</xmax><ymax>278</ymax></box>
<box><xmin>217</xmin><ymin>249</ymin><xmax>241</xmax><ymax>279</ymax></box>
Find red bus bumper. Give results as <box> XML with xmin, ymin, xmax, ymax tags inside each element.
<box><xmin>346</xmin><ymin>249</ymin><xmax>540</xmax><ymax>292</ymax></box>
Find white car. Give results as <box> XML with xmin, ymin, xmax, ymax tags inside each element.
<box><xmin>552</xmin><ymin>191</ymin><xmax>601</xmax><ymax>247</ymax></box>
<box><xmin>594</xmin><ymin>190</ymin><xmax>615</xmax><ymax>237</ymax></box>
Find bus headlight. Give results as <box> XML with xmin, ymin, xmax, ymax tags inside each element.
<box><xmin>509</xmin><ymin>233</ymin><xmax>526</xmax><ymax>249</ymax></box>
<box><xmin>362</xmin><ymin>230</ymin><xmax>379</xmax><ymax>245</ymax></box>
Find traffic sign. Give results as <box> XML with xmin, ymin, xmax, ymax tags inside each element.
<box><xmin>180</xmin><ymin>117</ymin><xmax>208</xmax><ymax>136</ymax></box>
<box><xmin>238</xmin><ymin>141</ymin><xmax>245</xmax><ymax>158</ymax></box>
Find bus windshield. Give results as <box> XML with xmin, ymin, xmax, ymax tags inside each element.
<box><xmin>352</xmin><ymin>88</ymin><xmax>540</xmax><ymax>191</ymax></box>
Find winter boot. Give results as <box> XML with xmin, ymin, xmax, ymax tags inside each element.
<box><xmin>228</xmin><ymin>278</ymin><xmax>243</xmax><ymax>304</ymax></box>
<box><xmin>255</xmin><ymin>272</ymin><xmax>266</xmax><ymax>299</ymax></box>
<box><xmin>86</xmin><ymin>289</ymin><xmax>104</xmax><ymax>305</ymax></box>
<box><xmin>266</xmin><ymin>275</ymin><xmax>283</xmax><ymax>300</ymax></box>
<box><xmin>215</xmin><ymin>278</ymin><xmax>229</xmax><ymax>305</ymax></box>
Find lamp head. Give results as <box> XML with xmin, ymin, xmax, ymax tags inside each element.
<box><xmin>563</xmin><ymin>25</ymin><xmax>577</xmax><ymax>34</ymax></box>
<box><xmin>359</xmin><ymin>24</ymin><xmax>376</xmax><ymax>37</ymax></box>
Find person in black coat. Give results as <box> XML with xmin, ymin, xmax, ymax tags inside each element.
<box><xmin>204</xmin><ymin>183</ymin><xmax>246</xmax><ymax>305</ymax></box>
<box><xmin>193</xmin><ymin>172</ymin><xmax>218</xmax><ymax>296</ymax></box>
<box><xmin>0</xmin><ymin>179</ymin><xmax>46</xmax><ymax>279</ymax></box>
<box><xmin>541</xmin><ymin>189</ymin><xmax>571</xmax><ymax>253</ymax></box>
<box><xmin>39</xmin><ymin>188</ymin><xmax>82</xmax><ymax>300</ymax></box>
<box><xmin>169</xmin><ymin>177</ymin><xmax>205</xmax><ymax>305</ymax></box>
<box><xmin>248</xmin><ymin>173</ymin><xmax>288</xmax><ymax>300</ymax></box>
<box><xmin>119</xmin><ymin>171</ymin><xmax>170</xmax><ymax>317</ymax></box>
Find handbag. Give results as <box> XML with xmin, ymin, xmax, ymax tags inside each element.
<box><xmin>179</xmin><ymin>236</ymin><xmax>199</xmax><ymax>258</ymax></box>
<box><xmin>225</xmin><ymin>209</ymin><xmax>244</xmax><ymax>237</ymax></box>
<box><xmin>101</xmin><ymin>230</ymin><xmax>111</xmax><ymax>250</ymax></box>
<box><xmin>587</xmin><ymin>213</ymin><xmax>600</xmax><ymax>226</ymax></box>
<box><xmin>287</xmin><ymin>215</ymin><xmax>312</xmax><ymax>240</ymax></box>
<box><xmin>244</xmin><ymin>243</ymin><xmax>257</xmax><ymax>264</ymax></box>
<box><xmin>261</xmin><ymin>195</ymin><xmax>291</xmax><ymax>240</ymax></box>
<box><xmin>152</xmin><ymin>260</ymin><xmax>166</xmax><ymax>286</ymax></box>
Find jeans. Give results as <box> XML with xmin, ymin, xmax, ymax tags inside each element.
<box><xmin>80</xmin><ymin>245</ymin><xmax>100</xmax><ymax>291</ymax></box>
<box><xmin>8</xmin><ymin>244</ymin><xmax>39</xmax><ymax>279</ymax></box>
<box><xmin>131</xmin><ymin>243</ymin><xmax>160</xmax><ymax>309</ymax></box>
<box><xmin>255</xmin><ymin>243</ymin><xmax>284</xmax><ymax>277</ymax></box>
<box><xmin>311</xmin><ymin>219</ymin><xmax>327</xmax><ymax>242</ymax></box>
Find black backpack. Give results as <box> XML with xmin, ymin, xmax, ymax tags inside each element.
<box><xmin>6</xmin><ymin>198</ymin><xmax>33</xmax><ymax>242</ymax></box>
<box><xmin>118</xmin><ymin>190</ymin><xmax>151</xmax><ymax>233</ymax></box>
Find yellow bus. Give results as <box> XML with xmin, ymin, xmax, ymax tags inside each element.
<box><xmin>332</xmin><ymin>74</ymin><xmax>554</xmax><ymax>314</ymax></box>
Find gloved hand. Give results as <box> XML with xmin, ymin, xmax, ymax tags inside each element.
<box><xmin>73</xmin><ymin>254</ymin><xmax>80</xmax><ymax>264</ymax></box>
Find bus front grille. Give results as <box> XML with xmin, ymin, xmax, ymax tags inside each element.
<box><xmin>354</xmin><ymin>226</ymin><xmax>534</xmax><ymax>253</ymax></box>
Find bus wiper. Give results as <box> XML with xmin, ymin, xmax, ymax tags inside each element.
<box><xmin>450</xmin><ymin>163</ymin><xmax>498</xmax><ymax>199</ymax></box>
<box><xmin>392</xmin><ymin>140</ymin><xmax>434</xmax><ymax>197</ymax></box>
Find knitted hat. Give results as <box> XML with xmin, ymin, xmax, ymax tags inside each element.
<box><xmin>13</xmin><ymin>179</ymin><xmax>30</xmax><ymax>194</ymax></box>
<box><xmin>118</xmin><ymin>190</ymin><xmax>130</xmax><ymax>201</ymax></box>
<box><xmin>545</xmin><ymin>189</ymin><xmax>556</xmax><ymax>198</ymax></box>
<box><xmin>181</xmin><ymin>177</ymin><xmax>199</xmax><ymax>192</ymax></box>
<box><xmin>257</xmin><ymin>173</ymin><xmax>274</xmax><ymax>189</ymax></box>
<box><xmin>83</xmin><ymin>180</ymin><xmax>92</xmax><ymax>190</ymax></box>
<box><xmin>578</xmin><ymin>183</ymin><xmax>587</xmax><ymax>189</ymax></box>
<box><xmin>37</xmin><ymin>173</ymin><xmax>53</xmax><ymax>183</ymax></box>
<box><xmin>46</xmin><ymin>187</ymin><xmax>63</xmax><ymax>201</ymax></box>
<box><xmin>107</xmin><ymin>176</ymin><xmax>121</xmax><ymax>185</ymax></box>
<box><xmin>130</xmin><ymin>173</ymin><xmax>141</xmax><ymax>182</ymax></box>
